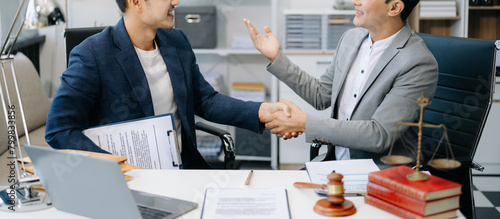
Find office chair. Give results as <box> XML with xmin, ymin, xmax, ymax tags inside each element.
<box><xmin>416</xmin><ymin>33</ymin><xmax>497</xmax><ymax>219</ymax></box>
<box><xmin>309</xmin><ymin>34</ymin><xmax>497</xmax><ymax>218</ymax></box>
<box><xmin>63</xmin><ymin>27</ymin><xmax>236</xmax><ymax>169</ymax></box>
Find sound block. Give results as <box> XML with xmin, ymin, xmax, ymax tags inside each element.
<box><xmin>313</xmin><ymin>198</ymin><xmax>356</xmax><ymax>217</ymax></box>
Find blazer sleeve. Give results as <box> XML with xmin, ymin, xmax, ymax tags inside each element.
<box><xmin>45</xmin><ymin>39</ymin><xmax>108</xmax><ymax>153</ymax></box>
<box><xmin>267</xmin><ymin>32</ymin><xmax>438</xmax><ymax>154</ymax></box>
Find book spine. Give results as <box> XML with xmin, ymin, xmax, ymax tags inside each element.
<box><xmin>368</xmin><ymin>174</ymin><xmax>426</xmax><ymax>200</ymax></box>
<box><xmin>367</xmin><ymin>182</ymin><xmax>427</xmax><ymax>215</ymax></box>
<box><xmin>365</xmin><ymin>194</ymin><xmax>425</xmax><ymax>219</ymax></box>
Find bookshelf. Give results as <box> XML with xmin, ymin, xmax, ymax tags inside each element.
<box><xmin>468</xmin><ymin>5</ymin><xmax>500</xmax><ymax>40</ymax></box>
<box><xmin>408</xmin><ymin>0</ymin><xmax>467</xmax><ymax>37</ymax></box>
<box><xmin>410</xmin><ymin>0</ymin><xmax>500</xmax><ymax>40</ymax></box>
<box><xmin>178</xmin><ymin>0</ymin><xmax>280</xmax><ymax>168</ymax></box>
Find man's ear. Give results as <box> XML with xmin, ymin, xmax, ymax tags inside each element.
<box><xmin>388</xmin><ymin>0</ymin><xmax>405</xmax><ymax>17</ymax></box>
<box><xmin>128</xmin><ymin>0</ymin><xmax>142</xmax><ymax>12</ymax></box>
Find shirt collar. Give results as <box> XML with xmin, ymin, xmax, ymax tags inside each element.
<box><xmin>367</xmin><ymin>27</ymin><xmax>403</xmax><ymax>51</ymax></box>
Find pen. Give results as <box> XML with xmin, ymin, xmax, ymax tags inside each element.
<box><xmin>244</xmin><ymin>169</ymin><xmax>253</xmax><ymax>187</ymax></box>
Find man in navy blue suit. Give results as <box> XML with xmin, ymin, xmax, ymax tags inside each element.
<box><xmin>45</xmin><ymin>0</ymin><xmax>288</xmax><ymax>168</ymax></box>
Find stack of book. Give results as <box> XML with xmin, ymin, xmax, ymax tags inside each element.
<box><xmin>419</xmin><ymin>0</ymin><xmax>457</xmax><ymax>18</ymax></box>
<box><xmin>365</xmin><ymin>166</ymin><xmax>462</xmax><ymax>219</ymax></box>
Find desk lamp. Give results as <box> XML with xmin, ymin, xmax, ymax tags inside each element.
<box><xmin>0</xmin><ymin>0</ymin><xmax>64</xmax><ymax>212</ymax></box>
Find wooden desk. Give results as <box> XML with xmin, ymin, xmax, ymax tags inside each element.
<box><xmin>0</xmin><ymin>170</ymin><xmax>465</xmax><ymax>218</ymax></box>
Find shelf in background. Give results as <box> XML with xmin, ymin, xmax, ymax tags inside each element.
<box><xmin>419</xmin><ymin>16</ymin><xmax>461</xmax><ymax>21</ymax></box>
<box><xmin>193</xmin><ymin>49</ymin><xmax>261</xmax><ymax>56</ymax></box>
<box><xmin>469</xmin><ymin>6</ymin><xmax>500</xmax><ymax>10</ymax></box>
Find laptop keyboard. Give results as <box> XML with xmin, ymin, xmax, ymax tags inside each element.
<box><xmin>137</xmin><ymin>205</ymin><xmax>172</xmax><ymax>219</ymax></box>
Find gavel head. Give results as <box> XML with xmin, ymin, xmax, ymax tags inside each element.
<box><xmin>326</xmin><ymin>172</ymin><xmax>344</xmax><ymax>197</ymax></box>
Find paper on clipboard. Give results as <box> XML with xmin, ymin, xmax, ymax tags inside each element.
<box><xmin>83</xmin><ymin>114</ymin><xmax>180</xmax><ymax>169</ymax></box>
<box><xmin>305</xmin><ymin>159</ymin><xmax>380</xmax><ymax>195</ymax></box>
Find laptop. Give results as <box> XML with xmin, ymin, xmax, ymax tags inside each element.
<box><xmin>24</xmin><ymin>145</ymin><xmax>197</xmax><ymax>219</ymax></box>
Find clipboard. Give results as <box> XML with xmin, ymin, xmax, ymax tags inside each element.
<box><xmin>83</xmin><ymin>113</ymin><xmax>180</xmax><ymax>169</ymax></box>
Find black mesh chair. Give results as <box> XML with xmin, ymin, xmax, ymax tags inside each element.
<box><xmin>63</xmin><ymin>27</ymin><xmax>236</xmax><ymax>169</ymax></box>
<box><xmin>416</xmin><ymin>33</ymin><xmax>497</xmax><ymax>219</ymax></box>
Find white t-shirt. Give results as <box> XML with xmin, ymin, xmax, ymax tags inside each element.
<box><xmin>134</xmin><ymin>43</ymin><xmax>183</xmax><ymax>159</ymax></box>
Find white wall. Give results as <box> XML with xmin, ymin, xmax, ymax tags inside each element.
<box><xmin>39</xmin><ymin>0</ymin><xmax>337</xmax><ymax>97</ymax></box>
<box><xmin>38</xmin><ymin>0</ymin><xmax>121</xmax><ymax>97</ymax></box>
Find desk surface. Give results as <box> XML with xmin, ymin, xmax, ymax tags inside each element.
<box><xmin>0</xmin><ymin>170</ymin><xmax>464</xmax><ymax>218</ymax></box>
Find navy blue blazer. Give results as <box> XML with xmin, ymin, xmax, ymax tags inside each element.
<box><xmin>45</xmin><ymin>18</ymin><xmax>262</xmax><ymax>168</ymax></box>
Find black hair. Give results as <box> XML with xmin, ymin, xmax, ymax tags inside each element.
<box><xmin>116</xmin><ymin>0</ymin><xmax>127</xmax><ymax>13</ymax></box>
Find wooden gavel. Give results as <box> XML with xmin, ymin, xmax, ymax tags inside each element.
<box><xmin>293</xmin><ymin>172</ymin><xmax>356</xmax><ymax>217</ymax></box>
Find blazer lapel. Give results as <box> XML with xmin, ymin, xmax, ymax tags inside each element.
<box><xmin>113</xmin><ymin>18</ymin><xmax>154</xmax><ymax>117</ymax></box>
<box><xmin>358</xmin><ymin>24</ymin><xmax>412</xmax><ymax>99</ymax></box>
<box><xmin>157</xmin><ymin>39</ymin><xmax>191</xmax><ymax>137</ymax></box>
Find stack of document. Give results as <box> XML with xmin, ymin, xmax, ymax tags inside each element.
<box><xmin>230</xmin><ymin>82</ymin><xmax>266</xmax><ymax>102</ymax></box>
<box><xmin>285</xmin><ymin>14</ymin><xmax>322</xmax><ymax>50</ymax></box>
<box><xmin>231</xmin><ymin>35</ymin><xmax>255</xmax><ymax>50</ymax></box>
<box><xmin>419</xmin><ymin>0</ymin><xmax>457</xmax><ymax>18</ymax></box>
<box><xmin>305</xmin><ymin>159</ymin><xmax>380</xmax><ymax>195</ymax></box>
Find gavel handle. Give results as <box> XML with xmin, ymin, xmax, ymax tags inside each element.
<box><xmin>293</xmin><ymin>182</ymin><xmax>327</xmax><ymax>189</ymax></box>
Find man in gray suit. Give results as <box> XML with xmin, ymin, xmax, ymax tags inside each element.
<box><xmin>244</xmin><ymin>0</ymin><xmax>438</xmax><ymax>165</ymax></box>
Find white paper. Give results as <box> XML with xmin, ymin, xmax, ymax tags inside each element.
<box><xmin>83</xmin><ymin>114</ymin><xmax>179</xmax><ymax>169</ymax></box>
<box><xmin>202</xmin><ymin>188</ymin><xmax>290</xmax><ymax>219</ymax></box>
<box><xmin>305</xmin><ymin>159</ymin><xmax>380</xmax><ymax>195</ymax></box>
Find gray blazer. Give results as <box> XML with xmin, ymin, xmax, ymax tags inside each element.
<box><xmin>267</xmin><ymin>24</ymin><xmax>438</xmax><ymax>164</ymax></box>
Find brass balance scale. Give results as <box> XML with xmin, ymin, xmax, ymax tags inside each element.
<box><xmin>380</xmin><ymin>94</ymin><xmax>461</xmax><ymax>181</ymax></box>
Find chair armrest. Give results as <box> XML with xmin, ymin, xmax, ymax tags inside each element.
<box><xmin>471</xmin><ymin>160</ymin><xmax>484</xmax><ymax>172</ymax></box>
<box><xmin>195</xmin><ymin>122</ymin><xmax>235</xmax><ymax>169</ymax></box>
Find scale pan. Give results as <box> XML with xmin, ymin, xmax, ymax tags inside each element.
<box><xmin>380</xmin><ymin>155</ymin><xmax>413</xmax><ymax>166</ymax></box>
<box><xmin>428</xmin><ymin>159</ymin><xmax>461</xmax><ymax>170</ymax></box>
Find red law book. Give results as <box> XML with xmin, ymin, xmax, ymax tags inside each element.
<box><xmin>368</xmin><ymin>166</ymin><xmax>462</xmax><ymax>201</ymax></box>
<box><xmin>365</xmin><ymin>194</ymin><xmax>457</xmax><ymax>219</ymax></box>
<box><xmin>367</xmin><ymin>182</ymin><xmax>460</xmax><ymax>216</ymax></box>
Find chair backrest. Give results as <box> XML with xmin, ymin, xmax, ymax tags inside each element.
<box><xmin>417</xmin><ymin>33</ymin><xmax>497</xmax><ymax>219</ymax></box>
<box><xmin>417</xmin><ymin>33</ymin><xmax>496</xmax><ymax>163</ymax></box>
<box><xmin>64</xmin><ymin>26</ymin><xmax>106</xmax><ymax>67</ymax></box>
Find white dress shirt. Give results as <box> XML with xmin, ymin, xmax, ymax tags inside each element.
<box><xmin>335</xmin><ymin>29</ymin><xmax>401</xmax><ymax>160</ymax></box>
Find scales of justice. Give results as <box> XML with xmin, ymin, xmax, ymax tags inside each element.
<box><xmin>292</xmin><ymin>94</ymin><xmax>461</xmax><ymax>217</ymax></box>
<box><xmin>380</xmin><ymin>93</ymin><xmax>461</xmax><ymax>181</ymax></box>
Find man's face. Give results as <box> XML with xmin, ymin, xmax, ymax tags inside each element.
<box><xmin>351</xmin><ymin>0</ymin><xmax>393</xmax><ymax>31</ymax></box>
<box><xmin>141</xmin><ymin>0</ymin><xmax>179</xmax><ymax>29</ymax></box>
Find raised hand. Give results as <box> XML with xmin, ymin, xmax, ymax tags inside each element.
<box><xmin>243</xmin><ymin>18</ymin><xmax>281</xmax><ymax>63</ymax></box>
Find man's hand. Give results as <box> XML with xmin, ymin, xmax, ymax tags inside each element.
<box><xmin>259</xmin><ymin>102</ymin><xmax>291</xmax><ymax>123</ymax></box>
<box><xmin>265</xmin><ymin>99</ymin><xmax>307</xmax><ymax>140</ymax></box>
<box><xmin>244</xmin><ymin>18</ymin><xmax>281</xmax><ymax>63</ymax></box>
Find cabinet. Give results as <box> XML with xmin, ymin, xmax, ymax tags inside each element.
<box><xmin>180</xmin><ymin>0</ymin><xmax>280</xmax><ymax>168</ymax></box>
<box><xmin>407</xmin><ymin>0</ymin><xmax>467</xmax><ymax>37</ymax></box>
<box><xmin>468</xmin><ymin>4</ymin><xmax>500</xmax><ymax>40</ymax></box>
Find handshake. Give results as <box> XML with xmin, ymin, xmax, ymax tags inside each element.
<box><xmin>259</xmin><ymin>100</ymin><xmax>306</xmax><ymax>140</ymax></box>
